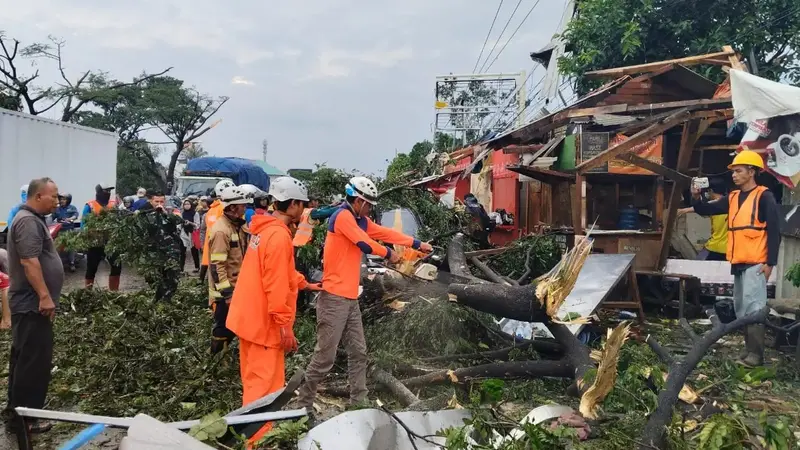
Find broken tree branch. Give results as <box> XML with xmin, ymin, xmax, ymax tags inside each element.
<box><xmin>643</xmin><ymin>334</ymin><xmax>674</xmax><ymax>366</ymax></box>
<box><xmin>370</xmin><ymin>367</ymin><xmax>419</xmax><ymax>407</ymax></box>
<box><xmin>639</xmin><ymin>307</ymin><xmax>769</xmax><ymax>449</ymax></box>
<box><xmin>469</xmin><ymin>256</ymin><xmax>511</xmax><ymax>285</ymax></box>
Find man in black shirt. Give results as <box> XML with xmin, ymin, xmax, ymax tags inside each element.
<box><xmin>692</xmin><ymin>150</ymin><xmax>781</xmax><ymax>367</ymax></box>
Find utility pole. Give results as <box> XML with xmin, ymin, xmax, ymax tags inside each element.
<box><xmin>262</xmin><ymin>139</ymin><xmax>268</xmax><ymax>162</ymax></box>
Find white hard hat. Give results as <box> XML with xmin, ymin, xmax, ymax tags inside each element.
<box><xmin>97</xmin><ymin>182</ymin><xmax>114</xmax><ymax>191</ymax></box>
<box><xmin>20</xmin><ymin>184</ymin><xmax>29</xmax><ymax>193</ymax></box>
<box><xmin>345</xmin><ymin>176</ymin><xmax>378</xmax><ymax>205</ymax></box>
<box><xmin>269</xmin><ymin>177</ymin><xmax>309</xmax><ymax>202</ymax></box>
<box><xmin>219</xmin><ymin>186</ymin><xmax>253</xmax><ymax>207</ymax></box>
<box><xmin>136</xmin><ymin>187</ymin><xmax>146</xmax><ymax>197</ymax></box>
<box><xmin>215</xmin><ymin>179</ymin><xmax>235</xmax><ymax>197</ymax></box>
<box><xmin>237</xmin><ymin>184</ymin><xmax>266</xmax><ymax>199</ymax></box>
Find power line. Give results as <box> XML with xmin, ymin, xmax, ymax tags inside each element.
<box><xmin>473</xmin><ymin>0</ymin><xmax>505</xmax><ymax>74</ymax></box>
<box><xmin>477</xmin><ymin>0</ymin><xmax>524</xmax><ymax>73</ymax></box>
<box><xmin>473</xmin><ymin>66</ymin><xmax>540</xmax><ymax>143</ymax></box>
<box><xmin>483</xmin><ymin>0</ymin><xmax>544</xmax><ymax>73</ymax></box>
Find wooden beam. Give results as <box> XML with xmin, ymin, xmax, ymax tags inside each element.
<box><xmin>656</xmin><ymin>119</ymin><xmax>703</xmax><ymax>269</ymax></box>
<box><xmin>573</xmin><ymin>174</ymin><xmax>584</xmax><ymax>235</ymax></box>
<box><xmin>722</xmin><ymin>45</ymin><xmax>747</xmax><ymax>71</ymax></box>
<box><xmin>575</xmin><ymin>109</ymin><xmax>692</xmax><ymax>173</ymax></box>
<box><xmin>557</xmin><ymin>98</ymin><xmax>731</xmax><ymax>122</ymax></box>
<box><xmin>615</xmin><ymin>153</ymin><xmax>691</xmax><ymax>185</ymax></box>
<box><xmin>502</xmin><ymin>144</ymin><xmax>544</xmax><ymax>154</ymax></box>
<box><xmin>584</xmin><ymin>50</ymin><xmax>736</xmax><ymax>79</ymax></box>
<box><xmin>696</xmin><ymin>144</ymin><xmax>739</xmax><ymax>151</ymax></box>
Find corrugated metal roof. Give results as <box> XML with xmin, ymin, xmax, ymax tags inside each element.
<box><xmin>593</xmin><ymin>114</ymin><xmax>639</xmax><ymax>126</ymax></box>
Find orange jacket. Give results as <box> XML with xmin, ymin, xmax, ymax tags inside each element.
<box><xmin>322</xmin><ymin>204</ymin><xmax>421</xmax><ymax>299</ymax></box>
<box><xmin>202</xmin><ymin>200</ymin><xmax>224</xmax><ymax>266</ymax></box>
<box><xmin>727</xmin><ymin>185</ymin><xmax>768</xmax><ymax>264</ymax></box>
<box><xmin>227</xmin><ymin>214</ymin><xmax>308</xmax><ymax>347</ymax></box>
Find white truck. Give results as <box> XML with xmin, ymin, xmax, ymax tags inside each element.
<box><xmin>0</xmin><ymin>107</ymin><xmax>118</xmax><ymax>233</ymax></box>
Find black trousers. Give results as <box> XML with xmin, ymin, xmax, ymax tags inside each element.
<box><xmin>85</xmin><ymin>246</ymin><xmax>122</xmax><ymax>279</ymax></box>
<box><xmin>7</xmin><ymin>313</ymin><xmax>53</xmax><ymax>410</ymax></box>
<box><xmin>179</xmin><ymin>244</ymin><xmax>200</xmax><ymax>271</ymax></box>
<box><xmin>211</xmin><ymin>301</ymin><xmax>235</xmax><ymax>353</ymax></box>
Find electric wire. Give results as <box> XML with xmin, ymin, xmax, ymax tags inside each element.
<box><xmin>473</xmin><ymin>0</ymin><xmax>505</xmax><ymax>74</ymax></box>
<box><xmin>483</xmin><ymin>0</ymin><xmax>544</xmax><ymax>73</ymax></box>
<box><xmin>477</xmin><ymin>0</ymin><xmax>524</xmax><ymax>73</ymax></box>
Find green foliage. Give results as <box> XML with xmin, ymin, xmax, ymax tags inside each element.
<box><xmin>378</xmin><ymin>188</ymin><xmax>468</xmax><ymax>241</ymax></box>
<box><xmin>292</xmin><ymin>165</ymin><xmax>354</xmax><ymax>201</ymax></box>
<box><xmin>116</xmin><ymin>142</ymin><xmax>167</xmax><ymax>195</ymax></box>
<box><xmin>46</xmin><ymin>283</ymin><xmax>242</xmax><ymax>420</ymax></box>
<box><xmin>733</xmin><ymin>365</ymin><xmax>776</xmax><ymax>385</ymax></box>
<box><xmin>253</xmin><ymin>417</ymin><xmax>309</xmax><ymax>449</ymax></box>
<box><xmin>189</xmin><ymin>412</ymin><xmax>228</xmax><ymax>443</ymax></box>
<box><xmin>785</xmin><ymin>262</ymin><xmax>800</xmax><ymax>288</ymax></box>
<box><xmin>367</xmin><ymin>299</ymin><xmax>499</xmax><ymax>360</ymax></box>
<box><xmin>485</xmin><ymin>235</ymin><xmax>561</xmax><ymax>283</ymax></box>
<box><xmin>696</xmin><ymin>414</ymin><xmax>748</xmax><ymax>450</ymax></box>
<box><xmin>760</xmin><ymin>413</ymin><xmax>792</xmax><ymax>450</ymax></box>
<box><xmin>56</xmin><ymin>209</ymin><xmax>183</xmax><ymax>298</ymax></box>
<box><xmin>558</xmin><ymin>0</ymin><xmax>800</xmax><ymax>95</ymax></box>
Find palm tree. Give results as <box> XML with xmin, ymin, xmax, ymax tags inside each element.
<box><xmin>183</xmin><ymin>142</ymin><xmax>208</xmax><ymax>161</ymax></box>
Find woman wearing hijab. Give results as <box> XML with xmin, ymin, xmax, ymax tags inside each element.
<box><xmin>179</xmin><ymin>199</ymin><xmax>201</xmax><ymax>272</ymax></box>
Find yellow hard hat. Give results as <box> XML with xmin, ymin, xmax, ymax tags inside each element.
<box><xmin>728</xmin><ymin>150</ymin><xmax>764</xmax><ymax>169</ymax></box>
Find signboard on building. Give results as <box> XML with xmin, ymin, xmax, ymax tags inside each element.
<box><xmin>580</xmin><ymin>132</ymin><xmax>610</xmax><ymax>173</ymax></box>
<box><xmin>608</xmin><ymin>134</ymin><xmax>664</xmax><ymax>175</ymax></box>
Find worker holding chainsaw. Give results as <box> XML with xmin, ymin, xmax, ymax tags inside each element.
<box><xmin>226</xmin><ymin>176</ymin><xmax>321</xmax><ymax>443</ymax></box>
<box><xmin>691</xmin><ymin>150</ymin><xmax>781</xmax><ymax>368</ymax></box>
<box><xmin>296</xmin><ymin>176</ymin><xmax>432</xmax><ymax>412</ymax></box>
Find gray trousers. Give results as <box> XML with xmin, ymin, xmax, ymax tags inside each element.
<box><xmin>297</xmin><ymin>292</ymin><xmax>368</xmax><ymax>408</ymax></box>
<box><xmin>733</xmin><ymin>264</ymin><xmax>767</xmax><ymax>319</ymax></box>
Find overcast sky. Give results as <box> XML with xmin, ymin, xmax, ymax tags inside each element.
<box><xmin>1</xmin><ymin>0</ymin><xmax>566</xmax><ymax>175</ymax></box>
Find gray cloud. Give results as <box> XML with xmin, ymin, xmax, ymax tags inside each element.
<box><xmin>1</xmin><ymin>0</ymin><xmax>566</xmax><ymax>175</ymax></box>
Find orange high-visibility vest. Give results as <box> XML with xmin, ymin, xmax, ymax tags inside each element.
<box><xmin>202</xmin><ymin>201</ymin><xmax>224</xmax><ymax>266</ymax></box>
<box><xmin>87</xmin><ymin>200</ymin><xmax>116</xmax><ymax>215</ymax></box>
<box><xmin>292</xmin><ymin>208</ymin><xmax>315</xmax><ymax>247</ymax></box>
<box><xmin>727</xmin><ymin>185</ymin><xmax>768</xmax><ymax>265</ymax></box>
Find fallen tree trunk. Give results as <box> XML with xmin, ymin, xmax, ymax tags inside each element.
<box><xmin>448</xmin><ymin>282</ymin><xmax>547</xmax><ymax>322</ymax></box>
<box><xmin>400</xmin><ymin>359</ymin><xmax>575</xmax><ymax>388</ymax></box>
<box><xmin>445</xmin><ymin>233</ymin><xmax>593</xmax><ymax>394</ymax></box>
<box><xmin>638</xmin><ymin>307</ymin><xmax>769</xmax><ymax>449</ymax></box>
<box><xmin>420</xmin><ymin>339</ymin><xmax>562</xmax><ymax>363</ymax></box>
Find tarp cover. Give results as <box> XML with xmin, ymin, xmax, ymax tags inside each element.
<box><xmin>731</xmin><ymin>70</ymin><xmax>800</xmax><ymax>187</ymax></box>
<box><xmin>184</xmin><ymin>157</ymin><xmax>270</xmax><ymax>191</ymax></box>
<box><xmin>731</xmin><ymin>69</ymin><xmax>800</xmax><ymax>123</ymax></box>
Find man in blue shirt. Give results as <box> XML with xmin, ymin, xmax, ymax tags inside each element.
<box><xmin>6</xmin><ymin>184</ymin><xmax>28</xmax><ymax>229</ymax></box>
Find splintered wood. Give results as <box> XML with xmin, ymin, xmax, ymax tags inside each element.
<box><xmin>534</xmin><ymin>233</ymin><xmax>593</xmax><ymax>322</ymax></box>
<box><xmin>579</xmin><ymin>322</ymin><xmax>631</xmax><ymax>419</ymax></box>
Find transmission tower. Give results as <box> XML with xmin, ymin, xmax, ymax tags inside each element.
<box><xmin>262</xmin><ymin>139</ymin><xmax>268</xmax><ymax>162</ymax></box>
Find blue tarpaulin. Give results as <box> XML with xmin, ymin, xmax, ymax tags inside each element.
<box><xmin>184</xmin><ymin>157</ymin><xmax>270</xmax><ymax>191</ymax></box>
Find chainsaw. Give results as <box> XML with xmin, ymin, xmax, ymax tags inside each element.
<box><xmin>370</xmin><ymin>246</ymin><xmax>473</xmax><ymax>285</ymax></box>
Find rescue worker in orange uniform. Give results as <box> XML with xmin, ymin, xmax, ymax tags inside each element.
<box><xmin>199</xmin><ymin>180</ymin><xmax>234</xmax><ymax>283</ymax></box>
<box><xmin>691</xmin><ymin>150</ymin><xmax>781</xmax><ymax>367</ymax></box>
<box><xmin>226</xmin><ymin>177</ymin><xmax>322</xmax><ymax>444</ymax></box>
<box><xmin>296</xmin><ymin>177</ymin><xmax>432</xmax><ymax>412</ymax></box>
<box><xmin>81</xmin><ymin>183</ymin><xmax>122</xmax><ymax>290</ymax></box>
<box><xmin>208</xmin><ymin>185</ymin><xmax>250</xmax><ymax>354</ymax></box>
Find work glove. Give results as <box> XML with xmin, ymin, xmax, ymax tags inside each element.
<box><xmin>280</xmin><ymin>326</ymin><xmax>299</xmax><ymax>353</ymax></box>
<box><xmin>219</xmin><ymin>287</ymin><xmax>234</xmax><ymax>303</ymax></box>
